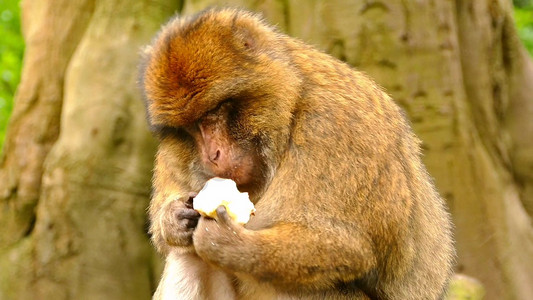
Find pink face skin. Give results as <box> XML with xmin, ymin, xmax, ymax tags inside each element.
<box><xmin>196</xmin><ymin>120</ymin><xmax>255</xmax><ymax>187</ymax></box>
<box><xmin>179</xmin><ymin>99</ymin><xmax>257</xmax><ymax>192</ymax></box>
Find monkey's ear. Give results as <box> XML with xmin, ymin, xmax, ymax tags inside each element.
<box><xmin>232</xmin><ymin>25</ymin><xmax>259</xmax><ymax>53</ymax></box>
<box><xmin>236</xmin><ymin>24</ymin><xmax>258</xmax><ymax>51</ymax></box>
<box><xmin>230</xmin><ymin>11</ymin><xmax>273</xmax><ymax>53</ymax></box>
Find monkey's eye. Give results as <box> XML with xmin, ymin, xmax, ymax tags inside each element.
<box><xmin>157</xmin><ymin>126</ymin><xmax>191</xmax><ymax>141</ymax></box>
<box><xmin>227</xmin><ymin>105</ymin><xmax>241</xmax><ymax>126</ymax></box>
<box><xmin>211</xmin><ymin>98</ymin><xmax>236</xmax><ymax>115</ymax></box>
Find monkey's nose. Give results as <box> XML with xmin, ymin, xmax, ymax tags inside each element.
<box><xmin>209</xmin><ymin>150</ymin><xmax>221</xmax><ymax>164</ymax></box>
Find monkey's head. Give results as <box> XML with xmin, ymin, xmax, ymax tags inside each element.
<box><xmin>140</xmin><ymin>8</ymin><xmax>302</xmax><ymax>190</ymax></box>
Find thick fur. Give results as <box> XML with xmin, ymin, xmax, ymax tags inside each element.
<box><xmin>141</xmin><ymin>8</ymin><xmax>455</xmax><ymax>300</ymax></box>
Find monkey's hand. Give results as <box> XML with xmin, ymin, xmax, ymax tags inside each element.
<box><xmin>193</xmin><ymin>206</ymin><xmax>254</xmax><ymax>270</ymax></box>
<box><xmin>194</xmin><ymin>206</ymin><xmax>376</xmax><ymax>292</ymax></box>
<box><xmin>158</xmin><ymin>193</ymin><xmax>201</xmax><ymax>249</ymax></box>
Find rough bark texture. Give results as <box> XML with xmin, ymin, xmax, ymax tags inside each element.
<box><xmin>0</xmin><ymin>0</ymin><xmax>532</xmax><ymax>299</ymax></box>
<box><xmin>0</xmin><ymin>0</ymin><xmax>96</xmax><ymax>297</ymax></box>
<box><xmin>0</xmin><ymin>0</ymin><xmax>178</xmax><ymax>299</ymax></box>
<box><xmin>454</xmin><ymin>2</ymin><xmax>533</xmax><ymax>299</ymax></box>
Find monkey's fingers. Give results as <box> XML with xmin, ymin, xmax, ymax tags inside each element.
<box><xmin>176</xmin><ymin>207</ymin><xmax>200</xmax><ymax>218</ymax></box>
<box><xmin>215</xmin><ymin>205</ymin><xmax>233</xmax><ymax>226</ymax></box>
<box><xmin>185</xmin><ymin>192</ymin><xmax>198</xmax><ymax>209</ymax></box>
<box><xmin>177</xmin><ymin>209</ymin><xmax>201</xmax><ymax>228</ymax></box>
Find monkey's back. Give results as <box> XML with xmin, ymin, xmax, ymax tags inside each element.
<box><xmin>278</xmin><ymin>39</ymin><xmax>455</xmax><ymax>299</ymax></box>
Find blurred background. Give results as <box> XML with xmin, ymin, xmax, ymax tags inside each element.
<box><xmin>1</xmin><ymin>0</ymin><xmax>532</xmax><ymax>299</ymax></box>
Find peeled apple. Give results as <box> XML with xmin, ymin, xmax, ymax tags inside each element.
<box><xmin>193</xmin><ymin>177</ymin><xmax>255</xmax><ymax>224</ymax></box>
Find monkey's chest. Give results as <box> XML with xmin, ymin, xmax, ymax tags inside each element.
<box><xmin>234</xmin><ymin>275</ymin><xmax>279</xmax><ymax>300</ymax></box>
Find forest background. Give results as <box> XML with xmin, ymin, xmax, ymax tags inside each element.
<box><xmin>1</xmin><ymin>0</ymin><xmax>533</xmax><ymax>299</ymax></box>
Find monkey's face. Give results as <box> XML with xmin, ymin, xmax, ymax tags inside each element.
<box><xmin>141</xmin><ymin>9</ymin><xmax>301</xmax><ymax>193</ymax></box>
<box><xmin>185</xmin><ymin>101</ymin><xmax>262</xmax><ymax>190</ymax></box>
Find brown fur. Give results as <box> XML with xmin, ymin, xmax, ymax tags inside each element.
<box><xmin>140</xmin><ymin>8</ymin><xmax>455</xmax><ymax>300</ymax></box>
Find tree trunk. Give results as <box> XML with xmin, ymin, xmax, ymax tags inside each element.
<box><xmin>0</xmin><ymin>0</ymin><xmax>177</xmax><ymax>299</ymax></box>
<box><xmin>1</xmin><ymin>0</ymin><xmax>532</xmax><ymax>299</ymax></box>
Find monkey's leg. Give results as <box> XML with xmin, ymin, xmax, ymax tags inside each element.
<box><xmin>154</xmin><ymin>251</ymin><xmax>236</xmax><ymax>300</ymax></box>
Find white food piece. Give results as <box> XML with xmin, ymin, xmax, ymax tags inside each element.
<box><xmin>193</xmin><ymin>177</ymin><xmax>255</xmax><ymax>224</ymax></box>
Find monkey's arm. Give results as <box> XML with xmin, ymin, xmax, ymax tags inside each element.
<box><xmin>148</xmin><ymin>149</ymin><xmax>200</xmax><ymax>255</ymax></box>
<box><xmin>194</xmin><ymin>206</ymin><xmax>377</xmax><ymax>291</ymax></box>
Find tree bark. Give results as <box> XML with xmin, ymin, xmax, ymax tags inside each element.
<box><xmin>0</xmin><ymin>0</ymin><xmax>96</xmax><ymax>297</ymax></box>
<box><xmin>1</xmin><ymin>0</ymin><xmax>532</xmax><ymax>299</ymax></box>
<box><xmin>454</xmin><ymin>2</ymin><xmax>533</xmax><ymax>299</ymax></box>
<box><xmin>0</xmin><ymin>0</ymin><xmax>178</xmax><ymax>299</ymax></box>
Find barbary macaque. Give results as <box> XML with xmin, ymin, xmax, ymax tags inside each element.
<box><xmin>140</xmin><ymin>8</ymin><xmax>454</xmax><ymax>300</ymax></box>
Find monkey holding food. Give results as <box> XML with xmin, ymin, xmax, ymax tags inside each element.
<box><xmin>140</xmin><ymin>8</ymin><xmax>454</xmax><ymax>300</ymax></box>
<box><xmin>193</xmin><ymin>177</ymin><xmax>255</xmax><ymax>224</ymax></box>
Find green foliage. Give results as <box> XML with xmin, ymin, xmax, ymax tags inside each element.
<box><xmin>514</xmin><ymin>0</ymin><xmax>533</xmax><ymax>8</ymax></box>
<box><xmin>0</xmin><ymin>0</ymin><xmax>23</xmax><ymax>147</ymax></box>
<box><xmin>514</xmin><ymin>7</ymin><xmax>533</xmax><ymax>55</ymax></box>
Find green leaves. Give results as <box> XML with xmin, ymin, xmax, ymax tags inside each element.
<box><xmin>0</xmin><ymin>0</ymin><xmax>23</xmax><ymax>147</ymax></box>
<box><xmin>514</xmin><ymin>7</ymin><xmax>533</xmax><ymax>56</ymax></box>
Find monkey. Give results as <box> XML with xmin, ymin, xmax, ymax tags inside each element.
<box><xmin>140</xmin><ymin>8</ymin><xmax>455</xmax><ymax>300</ymax></box>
